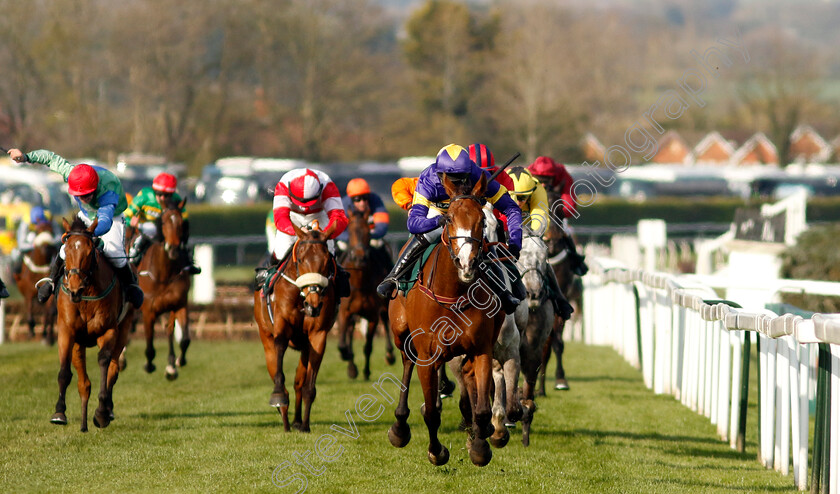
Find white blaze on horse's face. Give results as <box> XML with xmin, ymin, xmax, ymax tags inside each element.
<box><xmin>455</xmin><ymin>227</ymin><xmax>474</xmax><ymax>282</ymax></box>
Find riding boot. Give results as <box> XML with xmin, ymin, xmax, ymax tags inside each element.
<box><xmin>0</xmin><ymin>278</ymin><xmax>8</xmax><ymax>299</ymax></box>
<box><xmin>180</xmin><ymin>246</ymin><xmax>202</xmax><ymax>275</ymax></box>
<box><xmin>114</xmin><ymin>264</ymin><xmax>144</xmax><ymax>309</ymax></box>
<box><xmin>545</xmin><ymin>266</ymin><xmax>574</xmax><ymax>321</ymax></box>
<box><xmin>376</xmin><ymin>234</ymin><xmax>430</xmax><ymax>299</ymax></box>
<box><xmin>563</xmin><ymin>235</ymin><xmax>589</xmax><ymax>276</ymax></box>
<box><xmin>37</xmin><ymin>256</ymin><xmax>64</xmax><ymax>304</ymax></box>
<box><xmin>129</xmin><ymin>234</ymin><xmax>151</xmax><ymax>267</ymax></box>
<box><xmin>486</xmin><ymin>259</ymin><xmax>522</xmax><ymax>315</ymax></box>
<box><xmin>254</xmin><ymin>253</ymin><xmax>275</xmax><ymax>291</ymax></box>
<box><xmin>335</xmin><ymin>265</ymin><xmax>351</xmax><ymax>298</ymax></box>
<box><xmin>11</xmin><ymin>251</ymin><xmax>23</xmax><ymax>276</ymax></box>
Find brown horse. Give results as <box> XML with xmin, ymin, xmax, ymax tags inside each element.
<box><xmin>387</xmin><ymin>173</ymin><xmax>505</xmax><ymax>467</ymax></box>
<box><xmin>336</xmin><ymin>207</ymin><xmax>395</xmax><ymax>380</ymax></box>
<box><xmin>14</xmin><ymin>223</ymin><xmax>58</xmax><ymax>344</ymax></box>
<box><xmin>254</xmin><ymin>222</ymin><xmax>339</xmax><ymax>432</ymax></box>
<box><xmin>537</xmin><ymin>190</ymin><xmax>581</xmax><ymax>394</ymax></box>
<box><xmin>133</xmin><ymin>199</ymin><xmax>191</xmax><ymax>380</ymax></box>
<box><xmin>51</xmin><ymin>217</ymin><xmax>134</xmax><ymax>432</ymax></box>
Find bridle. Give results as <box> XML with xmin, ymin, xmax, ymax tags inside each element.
<box><xmin>440</xmin><ymin>194</ymin><xmax>486</xmax><ymax>264</ymax></box>
<box><xmin>279</xmin><ymin>237</ymin><xmax>336</xmax><ymax>302</ymax></box>
<box><xmin>59</xmin><ymin>230</ymin><xmax>103</xmax><ymax>298</ymax></box>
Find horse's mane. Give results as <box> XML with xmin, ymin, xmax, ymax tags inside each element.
<box><xmin>69</xmin><ymin>216</ymin><xmax>89</xmax><ymax>233</ymax></box>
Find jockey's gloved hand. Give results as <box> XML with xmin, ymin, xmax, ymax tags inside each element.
<box><xmin>436</xmin><ymin>215</ymin><xmax>448</xmax><ymax>227</ymax></box>
<box><xmin>94</xmin><ymin>237</ymin><xmax>105</xmax><ymax>250</ymax></box>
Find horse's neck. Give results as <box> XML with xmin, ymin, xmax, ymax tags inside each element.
<box><xmin>424</xmin><ymin>243</ymin><xmax>467</xmax><ymax>298</ymax></box>
<box><xmin>143</xmin><ymin>241</ymin><xmax>177</xmax><ymax>279</ymax></box>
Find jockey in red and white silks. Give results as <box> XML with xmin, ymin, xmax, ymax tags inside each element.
<box><xmin>271</xmin><ymin>168</ymin><xmax>349</xmax><ymax>261</ymax></box>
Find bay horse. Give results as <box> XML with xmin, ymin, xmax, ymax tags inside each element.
<box><xmin>254</xmin><ymin>221</ymin><xmax>339</xmax><ymax>432</ymax></box>
<box><xmin>51</xmin><ymin>217</ymin><xmax>134</xmax><ymax>432</ymax></box>
<box><xmin>449</xmin><ymin>204</ymin><xmax>524</xmax><ymax>449</ymax></box>
<box><xmin>14</xmin><ymin>223</ymin><xmax>58</xmax><ymax>344</ymax></box>
<box><xmin>537</xmin><ymin>189</ymin><xmax>581</xmax><ymax>394</ymax></box>
<box><xmin>133</xmin><ymin>199</ymin><xmax>191</xmax><ymax>380</ymax></box>
<box><xmin>336</xmin><ymin>207</ymin><xmax>395</xmax><ymax>380</ymax></box>
<box><xmin>516</xmin><ymin>233</ymin><xmax>555</xmax><ymax>446</ymax></box>
<box><xmin>387</xmin><ymin>173</ymin><xmax>506</xmax><ymax>467</ymax></box>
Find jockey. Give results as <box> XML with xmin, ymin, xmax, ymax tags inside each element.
<box><xmin>11</xmin><ymin>206</ymin><xmax>56</xmax><ymax>276</ymax></box>
<box><xmin>260</xmin><ymin>168</ymin><xmax>351</xmax><ymax>297</ymax></box>
<box><xmin>527</xmin><ymin>156</ymin><xmax>588</xmax><ymax>276</ymax></box>
<box><xmin>337</xmin><ymin>178</ymin><xmax>393</xmax><ymax>270</ymax></box>
<box><xmin>125</xmin><ymin>173</ymin><xmax>201</xmax><ymax>274</ymax></box>
<box><xmin>7</xmin><ymin>148</ymin><xmax>144</xmax><ymax>309</ymax></box>
<box><xmin>507</xmin><ymin>166</ymin><xmax>574</xmax><ymax>320</ymax></box>
<box><xmin>376</xmin><ymin>144</ymin><xmax>526</xmax><ymax>313</ymax></box>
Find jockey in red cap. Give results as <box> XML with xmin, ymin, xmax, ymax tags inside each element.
<box><xmin>125</xmin><ymin>172</ymin><xmax>201</xmax><ymax>274</ymax></box>
<box><xmin>6</xmin><ymin>147</ymin><xmax>144</xmax><ymax>308</ymax></box>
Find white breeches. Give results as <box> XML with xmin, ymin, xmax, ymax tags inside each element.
<box><xmin>139</xmin><ymin>221</ymin><xmax>157</xmax><ymax>238</ymax></box>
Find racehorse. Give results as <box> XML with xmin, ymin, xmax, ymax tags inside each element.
<box><xmin>387</xmin><ymin>173</ymin><xmax>506</xmax><ymax>467</ymax></box>
<box><xmin>336</xmin><ymin>207</ymin><xmax>395</xmax><ymax>380</ymax></box>
<box><xmin>51</xmin><ymin>217</ymin><xmax>134</xmax><ymax>432</ymax></box>
<box><xmin>14</xmin><ymin>223</ymin><xmax>58</xmax><ymax>344</ymax></box>
<box><xmin>449</xmin><ymin>204</ymin><xmax>524</xmax><ymax>449</ymax></box>
<box><xmin>516</xmin><ymin>233</ymin><xmax>555</xmax><ymax>446</ymax></box>
<box><xmin>254</xmin><ymin>222</ymin><xmax>339</xmax><ymax>432</ymax></box>
<box><xmin>537</xmin><ymin>189</ymin><xmax>581</xmax><ymax>394</ymax></box>
<box><xmin>133</xmin><ymin>199</ymin><xmax>191</xmax><ymax>380</ymax></box>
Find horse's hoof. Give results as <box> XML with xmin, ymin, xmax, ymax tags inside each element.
<box><xmin>144</xmin><ymin>362</ymin><xmax>156</xmax><ymax>374</ymax></box>
<box><xmin>347</xmin><ymin>363</ymin><xmax>358</xmax><ymax>380</ymax></box>
<box><xmin>93</xmin><ymin>411</ymin><xmax>111</xmax><ymax>429</ymax></box>
<box><xmin>269</xmin><ymin>393</ymin><xmax>289</xmax><ymax>408</ymax></box>
<box><xmin>363</xmin><ymin>369</ymin><xmax>371</xmax><ymax>381</ymax></box>
<box><xmin>165</xmin><ymin>365</ymin><xmax>178</xmax><ymax>381</ymax></box>
<box><xmin>387</xmin><ymin>423</ymin><xmax>411</xmax><ymax>448</ymax></box>
<box><xmin>555</xmin><ymin>379</ymin><xmax>570</xmax><ymax>390</ymax></box>
<box><xmin>109</xmin><ymin>410</ymin><xmax>115</xmax><ymax>421</ymax></box>
<box><xmin>80</xmin><ymin>425</ymin><xmax>88</xmax><ymax>433</ymax></box>
<box><xmin>385</xmin><ymin>352</ymin><xmax>396</xmax><ymax>366</ymax></box>
<box><xmin>291</xmin><ymin>422</ymin><xmax>309</xmax><ymax>433</ymax></box>
<box><xmin>489</xmin><ymin>427</ymin><xmax>510</xmax><ymax>449</ymax></box>
<box><xmin>507</xmin><ymin>405</ymin><xmax>524</xmax><ymax>424</ymax></box>
<box><xmin>338</xmin><ymin>346</ymin><xmax>352</xmax><ymax>361</ymax></box>
<box><xmin>469</xmin><ymin>438</ymin><xmax>492</xmax><ymax>467</ymax></box>
<box><xmin>427</xmin><ymin>445</ymin><xmax>449</xmax><ymax>466</ymax></box>
<box><xmin>176</xmin><ymin>356</ymin><xmax>187</xmax><ymax>367</ymax></box>
<box><xmin>536</xmin><ymin>388</ymin><xmax>546</xmax><ymax>397</ymax></box>
<box><xmin>50</xmin><ymin>413</ymin><xmax>67</xmax><ymax>426</ymax></box>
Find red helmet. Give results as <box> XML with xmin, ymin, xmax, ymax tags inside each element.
<box><xmin>288</xmin><ymin>169</ymin><xmax>324</xmax><ymax>207</ymax></box>
<box><xmin>468</xmin><ymin>143</ymin><xmax>495</xmax><ymax>171</ymax></box>
<box><xmin>153</xmin><ymin>173</ymin><xmax>177</xmax><ymax>193</ymax></box>
<box><xmin>346</xmin><ymin>178</ymin><xmax>371</xmax><ymax>197</ymax></box>
<box><xmin>528</xmin><ymin>156</ymin><xmax>558</xmax><ymax>179</ymax></box>
<box><xmin>68</xmin><ymin>164</ymin><xmax>99</xmax><ymax>196</ymax></box>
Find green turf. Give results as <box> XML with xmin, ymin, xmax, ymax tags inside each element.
<box><xmin>0</xmin><ymin>338</ymin><xmax>799</xmax><ymax>493</ymax></box>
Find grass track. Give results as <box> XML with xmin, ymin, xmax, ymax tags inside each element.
<box><xmin>0</xmin><ymin>337</ymin><xmax>798</xmax><ymax>493</ymax></box>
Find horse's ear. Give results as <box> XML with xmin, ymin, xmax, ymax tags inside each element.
<box><xmin>322</xmin><ymin>221</ymin><xmax>337</xmax><ymax>240</ymax></box>
<box><xmin>441</xmin><ymin>174</ymin><xmax>458</xmax><ymax>198</ymax></box>
<box><xmin>62</xmin><ymin>218</ymin><xmax>71</xmax><ymax>232</ymax></box>
<box><xmin>291</xmin><ymin>221</ymin><xmax>306</xmax><ymax>238</ymax></box>
<box><xmin>471</xmin><ymin>172</ymin><xmax>487</xmax><ymax>197</ymax></box>
<box><xmin>178</xmin><ymin>197</ymin><xmax>186</xmax><ymax>210</ymax></box>
<box><xmin>87</xmin><ymin>218</ymin><xmax>98</xmax><ymax>234</ymax></box>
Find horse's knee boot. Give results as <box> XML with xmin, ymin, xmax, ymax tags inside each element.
<box><xmin>115</xmin><ymin>264</ymin><xmax>144</xmax><ymax>309</ymax></box>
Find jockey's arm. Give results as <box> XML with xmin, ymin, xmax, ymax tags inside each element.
<box><xmin>369</xmin><ymin>194</ymin><xmax>389</xmax><ymax>239</ymax></box>
<box><xmin>321</xmin><ymin>182</ymin><xmax>348</xmax><ymax>238</ymax></box>
<box><xmin>406</xmin><ymin>193</ymin><xmax>440</xmax><ymax>235</ymax></box>
<box><xmin>24</xmin><ymin>149</ymin><xmax>74</xmax><ymax>180</ymax></box>
<box><xmin>486</xmin><ymin>181</ymin><xmax>522</xmax><ymax>251</ymax></box>
<box><xmin>272</xmin><ymin>182</ymin><xmax>297</xmax><ymax>235</ymax></box>
<box><xmin>527</xmin><ymin>185</ymin><xmax>550</xmax><ymax>235</ymax></box>
<box><xmin>92</xmin><ymin>193</ymin><xmax>119</xmax><ymax>237</ymax></box>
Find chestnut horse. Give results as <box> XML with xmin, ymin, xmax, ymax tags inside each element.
<box><xmin>537</xmin><ymin>189</ymin><xmax>581</xmax><ymax>394</ymax></box>
<box><xmin>133</xmin><ymin>199</ymin><xmax>191</xmax><ymax>380</ymax></box>
<box><xmin>14</xmin><ymin>224</ymin><xmax>58</xmax><ymax>344</ymax></box>
<box><xmin>336</xmin><ymin>207</ymin><xmax>395</xmax><ymax>380</ymax></box>
<box><xmin>51</xmin><ymin>217</ymin><xmax>134</xmax><ymax>432</ymax></box>
<box><xmin>387</xmin><ymin>173</ymin><xmax>506</xmax><ymax>467</ymax></box>
<box><xmin>254</xmin><ymin>222</ymin><xmax>339</xmax><ymax>432</ymax></box>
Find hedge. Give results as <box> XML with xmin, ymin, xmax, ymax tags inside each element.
<box><xmin>187</xmin><ymin>196</ymin><xmax>840</xmax><ymax>237</ymax></box>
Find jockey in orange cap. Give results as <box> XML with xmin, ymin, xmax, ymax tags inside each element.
<box><xmin>337</xmin><ymin>178</ymin><xmax>394</xmax><ymax>271</ymax></box>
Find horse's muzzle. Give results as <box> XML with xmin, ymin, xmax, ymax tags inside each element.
<box><xmin>304</xmin><ymin>302</ymin><xmax>322</xmax><ymax>317</ymax></box>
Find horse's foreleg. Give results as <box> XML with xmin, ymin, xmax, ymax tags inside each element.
<box><xmin>45</xmin><ymin>301</ymin><xmax>57</xmax><ymax>346</ymax></box>
<box><xmin>362</xmin><ymin>318</ymin><xmax>374</xmax><ymax>381</ymax></box>
<box><xmin>164</xmin><ymin>312</ymin><xmax>178</xmax><ymax>381</ymax></box>
<box><xmin>489</xmin><ymin>358</ymin><xmax>510</xmax><ymax>449</ymax></box>
<box><xmin>387</xmin><ymin>354</ymin><xmax>414</xmax><ymax>448</ymax></box>
<box><xmin>142</xmin><ymin>309</ymin><xmax>157</xmax><ymax>374</ymax></box>
<box><xmin>417</xmin><ymin>364</ymin><xmax>449</xmax><ymax>466</ymax></box>
<box><xmin>175</xmin><ymin>306</ymin><xmax>190</xmax><ymax>367</ymax></box>
<box><xmin>469</xmin><ymin>352</ymin><xmax>494</xmax><ymax>467</ymax></box>
<box><xmin>504</xmin><ymin>353</ymin><xmax>522</xmax><ymax>425</ymax></box>
<box><xmin>553</xmin><ymin>319</ymin><xmax>568</xmax><ymax>390</ymax></box>
<box><xmin>71</xmin><ymin>343</ymin><xmax>90</xmax><ymax>432</ymax></box>
<box><xmin>447</xmin><ymin>357</ymin><xmax>471</xmax><ymax>431</ymax></box>
<box><xmin>381</xmin><ymin>310</ymin><xmax>395</xmax><ymax>365</ymax></box>
<box><xmin>536</xmin><ymin>332</ymin><xmax>552</xmax><ymax>397</ymax></box>
<box><xmin>25</xmin><ymin>295</ymin><xmax>35</xmax><ymax>338</ymax></box>
<box><xmin>51</xmin><ymin>330</ymin><xmax>73</xmax><ymax>427</ymax></box>
<box><xmin>291</xmin><ymin>348</ymin><xmax>309</xmax><ymax>432</ymax></box>
<box><xmin>92</xmin><ymin>333</ymin><xmax>116</xmax><ymax>429</ymax></box>
<box><xmin>338</xmin><ymin>312</ymin><xmax>357</xmax><ymax>379</ymax></box>
<box><xmin>300</xmin><ymin>331</ymin><xmax>326</xmax><ymax>433</ymax></box>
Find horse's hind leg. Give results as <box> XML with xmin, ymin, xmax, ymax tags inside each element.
<box><xmin>380</xmin><ymin>310</ymin><xmax>395</xmax><ymax>365</ymax></box>
<box><xmin>467</xmin><ymin>354</ymin><xmax>494</xmax><ymax>467</ymax></box>
<box><xmin>489</xmin><ymin>358</ymin><xmax>510</xmax><ymax>449</ymax></box>
<box><xmin>71</xmin><ymin>343</ymin><xmax>91</xmax><ymax>432</ymax></box>
<box><xmin>299</xmin><ymin>331</ymin><xmax>327</xmax><ymax>433</ymax></box>
<box><xmin>165</xmin><ymin>312</ymin><xmax>178</xmax><ymax>381</ymax></box>
<box><xmin>362</xmin><ymin>318</ymin><xmax>375</xmax><ymax>381</ymax></box>
<box><xmin>25</xmin><ymin>296</ymin><xmax>35</xmax><ymax>338</ymax></box>
<box><xmin>260</xmin><ymin>329</ymin><xmax>291</xmax><ymax>431</ymax></box>
<box><xmin>337</xmin><ymin>312</ymin><xmax>357</xmax><ymax>379</ymax></box>
<box><xmin>175</xmin><ymin>306</ymin><xmax>190</xmax><ymax>367</ymax></box>
<box><xmin>387</xmin><ymin>355</ymin><xmax>414</xmax><ymax>448</ymax></box>
<box><xmin>553</xmin><ymin>319</ymin><xmax>569</xmax><ymax>390</ymax></box>
<box><xmin>142</xmin><ymin>309</ymin><xmax>157</xmax><ymax>373</ymax></box>
<box><xmin>291</xmin><ymin>348</ymin><xmax>309</xmax><ymax>431</ymax></box>
<box><xmin>93</xmin><ymin>332</ymin><xmax>117</xmax><ymax>429</ymax></box>
<box><xmin>536</xmin><ymin>333</ymin><xmax>552</xmax><ymax>397</ymax></box>
<box><xmin>447</xmin><ymin>357</ymin><xmax>470</xmax><ymax>431</ymax></box>
<box><xmin>417</xmin><ymin>363</ymin><xmax>449</xmax><ymax>466</ymax></box>
<box><xmin>51</xmin><ymin>330</ymin><xmax>73</xmax><ymax>426</ymax></box>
